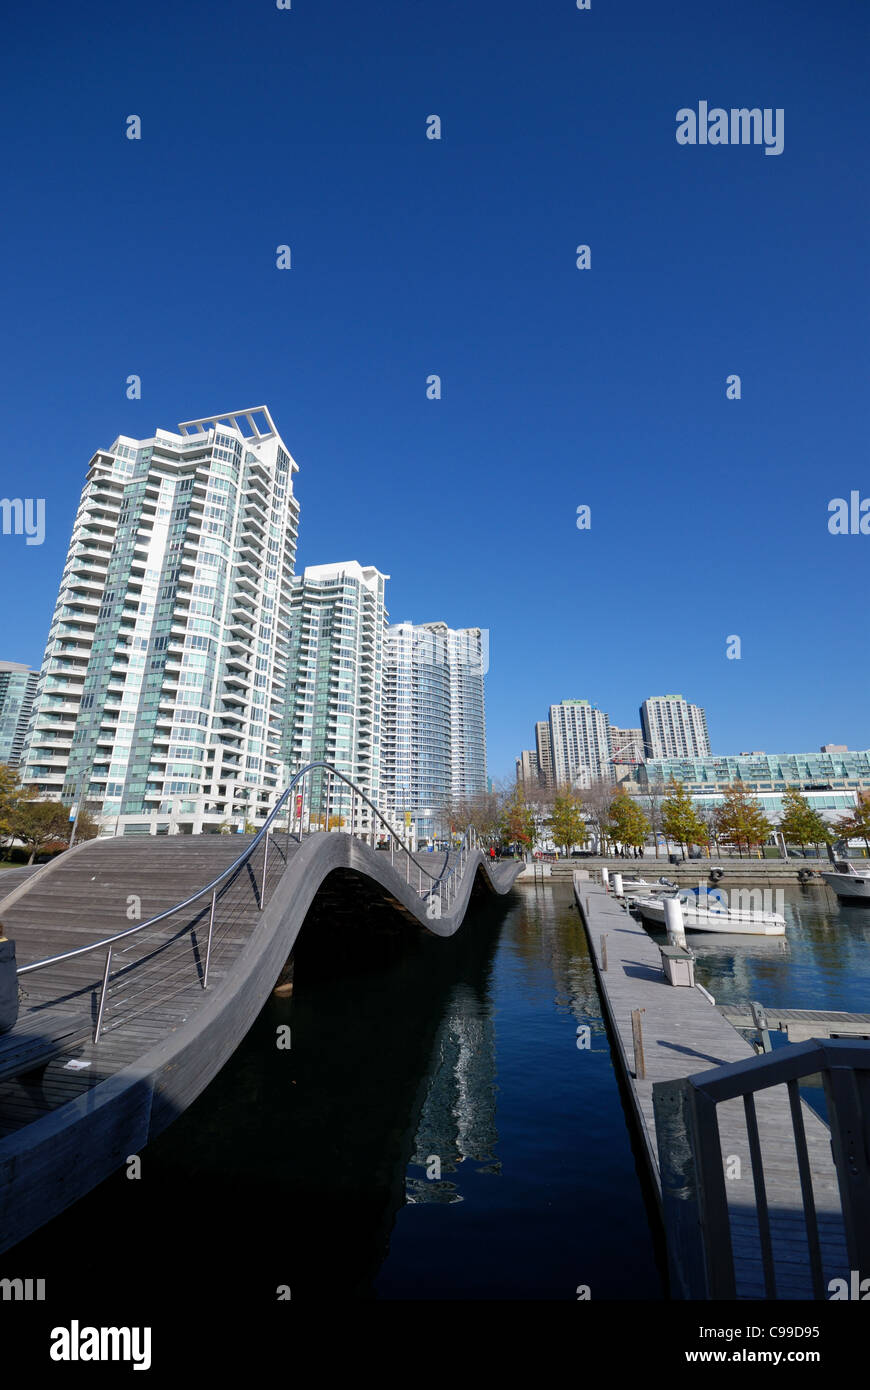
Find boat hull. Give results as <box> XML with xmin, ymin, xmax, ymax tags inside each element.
<box><xmin>821</xmin><ymin>872</ymin><xmax>870</xmax><ymax>900</ymax></box>
<box><xmin>629</xmin><ymin>898</ymin><xmax>786</xmax><ymax>936</ymax></box>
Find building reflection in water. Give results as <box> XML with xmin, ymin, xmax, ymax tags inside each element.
<box><xmin>405</xmin><ymin>983</ymin><xmax>500</xmax><ymax>1203</ymax></box>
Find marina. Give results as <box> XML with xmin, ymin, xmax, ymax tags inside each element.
<box><xmin>573</xmin><ymin>873</ymin><xmax>863</xmax><ymax>1299</ymax></box>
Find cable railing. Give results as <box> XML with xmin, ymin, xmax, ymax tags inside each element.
<box><xmin>15</xmin><ymin>761</ymin><xmax>485</xmax><ymax>1042</ymax></box>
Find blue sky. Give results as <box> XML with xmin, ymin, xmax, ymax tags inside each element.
<box><xmin>0</xmin><ymin>0</ymin><xmax>867</xmax><ymax>780</ymax></box>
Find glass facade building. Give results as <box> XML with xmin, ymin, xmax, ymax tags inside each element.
<box><xmin>381</xmin><ymin>622</ymin><xmax>487</xmax><ymax>842</ymax></box>
<box><xmin>285</xmin><ymin>562</ymin><xmax>387</xmax><ymax>833</ymax></box>
<box><xmin>0</xmin><ymin>662</ymin><xmax>38</xmax><ymax>766</ymax></box>
<box><xmin>638</xmin><ymin>749</ymin><xmax>870</xmax><ymax>823</ymax></box>
<box><xmin>21</xmin><ymin>408</ymin><xmax>300</xmax><ymax>833</ymax></box>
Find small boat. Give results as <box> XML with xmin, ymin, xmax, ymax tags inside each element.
<box><xmin>627</xmin><ymin>885</ymin><xmax>786</xmax><ymax>936</ymax></box>
<box><xmin>612</xmin><ymin>875</ymin><xmax>679</xmax><ymax>895</ymax></box>
<box><xmin>820</xmin><ymin>860</ymin><xmax>870</xmax><ymax>901</ymax></box>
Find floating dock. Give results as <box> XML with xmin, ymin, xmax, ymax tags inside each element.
<box><xmin>573</xmin><ymin>875</ymin><xmax>851</xmax><ymax>1299</ymax></box>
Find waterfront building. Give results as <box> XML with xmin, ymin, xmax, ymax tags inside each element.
<box><xmin>285</xmin><ymin>562</ymin><xmax>387</xmax><ymax>834</ymax></box>
<box><xmin>0</xmin><ymin>663</ymin><xmax>38</xmax><ymax>766</ymax></box>
<box><xmin>548</xmin><ymin>698</ymin><xmax>612</xmax><ymax>788</ymax></box>
<box><xmin>381</xmin><ymin>621</ymin><xmax>487</xmax><ymax>843</ymax></box>
<box><xmin>638</xmin><ymin>748</ymin><xmax>870</xmax><ymax>825</ymax></box>
<box><xmin>21</xmin><ymin>408</ymin><xmax>300</xmax><ymax>834</ymax></box>
<box><xmin>535</xmin><ymin>720</ymin><xmax>554</xmax><ymax>786</ymax></box>
<box><xmin>640</xmin><ymin>694</ymin><xmax>710</xmax><ymax>760</ymax></box>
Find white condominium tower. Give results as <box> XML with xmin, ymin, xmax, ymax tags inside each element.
<box><xmin>381</xmin><ymin>622</ymin><xmax>487</xmax><ymax>842</ymax></box>
<box><xmin>640</xmin><ymin>694</ymin><xmax>710</xmax><ymax>760</ymax></box>
<box><xmin>21</xmin><ymin>408</ymin><xmax>300</xmax><ymax>834</ymax></box>
<box><xmin>285</xmin><ymin>562</ymin><xmax>388</xmax><ymax>834</ymax></box>
<box><xmin>548</xmin><ymin>699</ymin><xmax>611</xmax><ymax>788</ymax></box>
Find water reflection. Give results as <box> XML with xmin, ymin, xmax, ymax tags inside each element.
<box><xmin>6</xmin><ymin>881</ymin><xmax>664</xmax><ymax>1303</ymax></box>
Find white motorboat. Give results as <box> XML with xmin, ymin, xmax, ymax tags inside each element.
<box><xmin>612</xmin><ymin>876</ymin><xmax>679</xmax><ymax>895</ymax></box>
<box><xmin>820</xmin><ymin>860</ymin><xmax>870</xmax><ymax>901</ymax></box>
<box><xmin>627</xmin><ymin>886</ymin><xmax>786</xmax><ymax>936</ymax></box>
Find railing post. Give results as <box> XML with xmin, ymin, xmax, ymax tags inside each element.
<box><xmin>94</xmin><ymin>946</ymin><xmax>113</xmax><ymax>1043</ymax></box>
<box><xmin>203</xmin><ymin>889</ymin><xmax>217</xmax><ymax>989</ymax></box>
<box><xmin>260</xmin><ymin>831</ymin><xmax>270</xmax><ymax>910</ymax></box>
<box><xmin>652</xmin><ymin>1077</ymin><xmax>737</xmax><ymax>1300</ymax></box>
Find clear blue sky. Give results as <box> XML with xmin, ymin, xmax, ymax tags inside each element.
<box><xmin>1</xmin><ymin>0</ymin><xmax>867</xmax><ymax>781</ymax></box>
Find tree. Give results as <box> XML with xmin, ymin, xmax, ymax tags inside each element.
<box><xmin>714</xmin><ymin>783</ymin><xmax>773</xmax><ymax>859</ymax></box>
<box><xmin>441</xmin><ymin>789</ymin><xmax>503</xmax><ymax>848</ymax></box>
<box><xmin>549</xmin><ymin>788</ymin><xmax>588</xmax><ymax>858</ymax></box>
<box><xmin>695</xmin><ymin>803</ymin><xmax>722</xmax><ymax>857</ymax></box>
<box><xmin>605</xmin><ymin>793</ymin><xmax>650</xmax><ymax>855</ymax></box>
<box><xmin>499</xmin><ymin>786</ymin><xmax>537</xmax><ymax>857</ymax></box>
<box><xmin>581</xmin><ymin>778</ymin><xmax>618</xmax><ymax>855</ymax></box>
<box><xmin>0</xmin><ymin>764</ymin><xmax>34</xmax><ymax>855</ymax></box>
<box><xmin>834</xmin><ymin>792</ymin><xmax>870</xmax><ymax>858</ymax></box>
<box><xmin>661</xmin><ymin>779</ymin><xmax>707</xmax><ymax>858</ymax></box>
<box><xmin>639</xmin><ymin>780</ymin><xmax>666</xmax><ymax>858</ymax></box>
<box><xmin>779</xmin><ymin>786</ymin><xmax>833</xmax><ymax>855</ymax></box>
<box><xmin>12</xmin><ymin>800</ymin><xmax>73</xmax><ymax>864</ymax></box>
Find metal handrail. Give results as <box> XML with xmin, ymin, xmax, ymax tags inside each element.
<box><xmin>653</xmin><ymin>1037</ymin><xmax>870</xmax><ymax>1300</ymax></box>
<box><xmin>17</xmin><ymin>760</ymin><xmax>474</xmax><ymax>979</ymax></box>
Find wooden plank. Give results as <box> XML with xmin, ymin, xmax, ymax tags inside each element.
<box><xmin>574</xmin><ymin>876</ymin><xmax>851</xmax><ymax>1300</ymax></box>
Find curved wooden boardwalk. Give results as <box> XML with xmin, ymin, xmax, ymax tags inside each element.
<box><xmin>0</xmin><ymin>830</ymin><xmax>521</xmax><ymax>1254</ymax></box>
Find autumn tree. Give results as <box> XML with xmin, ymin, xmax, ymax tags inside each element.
<box><xmin>714</xmin><ymin>784</ymin><xmax>773</xmax><ymax>859</ymax></box>
<box><xmin>499</xmin><ymin>786</ymin><xmax>537</xmax><ymax>857</ymax></box>
<box><xmin>12</xmin><ymin>800</ymin><xmax>73</xmax><ymax>864</ymax></box>
<box><xmin>549</xmin><ymin>788</ymin><xmax>588</xmax><ymax>858</ymax></box>
<box><xmin>661</xmin><ymin>780</ymin><xmax>707</xmax><ymax>858</ymax></box>
<box><xmin>778</xmin><ymin>786</ymin><xmax>833</xmax><ymax>855</ymax></box>
<box><xmin>605</xmin><ymin>792</ymin><xmax>650</xmax><ymax>855</ymax></box>
<box><xmin>834</xmin><ymin>792</ymin><xmax>870</xmax><ymax>858</ymax></box>
<box><xmin>0</xmin><ymin>764</ymin><xmax>34</xmax><ymax>856</ymax></box>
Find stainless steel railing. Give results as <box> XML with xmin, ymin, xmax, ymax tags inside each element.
<box><xmin>16</xmin><ymin>761</ymin><xmax>484</xmax><ymax>1041</ymax></box>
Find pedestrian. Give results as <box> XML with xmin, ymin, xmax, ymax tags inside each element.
<box><xmin>0</xmin><ymin>923</ymin><xmax>19</xmax><ymax>1034</ymax></box>
<box><xmin>489</xmin><ymin>845</ymin><xmax>496</xmax><ymax>863</ymax></box>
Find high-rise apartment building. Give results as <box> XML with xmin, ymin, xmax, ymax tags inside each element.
<box><xmin>535</xmin><ymin>719</ymin><xmax>553</xmax><ymax>786</ymax></box>
<box><xmin>381</xmin><ymin>621</ymin><xmax>487</xmax><ymax>842</ymax></box>
<box><xmin>21</xmin><ymin>408</ymin><xmax>300</xmax><ymax>834</ymax></box>
<box><xmin>285</xmin><ymin>562</ymin><xmax>387</xmax><ymax>834</ymax></box>
<box><xmin>0</xmin><ymin>662</ymin><xmax>38</xmax><ymax>766</ymax></box>
<box><xmin>548</xmin><ymin>699</ymin><xmax>612</xmax><ymax>788</ymax></box>
<box><xmin>516</xmin><ymin>749</ymin><xmax>538</xmax><ymax>787</ymax></box>
<box><xmin>610</xmin><ymin>725</ymin><xmax>645</xmax><ymax>764</ymax></box>
<box><xmin>640</xmin><ymin>694</ymin><xmax>710</xmax><ymax>761</ymax></box>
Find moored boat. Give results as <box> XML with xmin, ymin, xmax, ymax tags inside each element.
<box><xmin>627</xmin><ymin>886</ymin><xmax>787</xmax><ymax>936</ymax></box>
<box><xmin>820</xmin><ymin>860</ymin><xmax>870</xmax><ymax>901</ymax></box>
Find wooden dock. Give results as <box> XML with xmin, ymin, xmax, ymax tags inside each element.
<box><xmin>574</xmin><ymin>875</ymin><xmax>851</xmax><ymax>1299</ymax></box>
<box><xmin>719</xmin><ymin>1004</ymin><xmax>870</xmax><ymax>1043</ymax></box>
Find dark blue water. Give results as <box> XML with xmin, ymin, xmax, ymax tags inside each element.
<box><xmin>7</xmin><ymin>880</ymin><xmax>664</xmax><ymax>1303</ymax></box>
<box><xmin>673</xmin><ymin>884</ymin><xmax>870</xmax><ymax>1015</ymax></box>
<box><xmin>642</xmin><ymin>882</ymin><xmax>870</xmax><ymax>1125</ymax></box>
